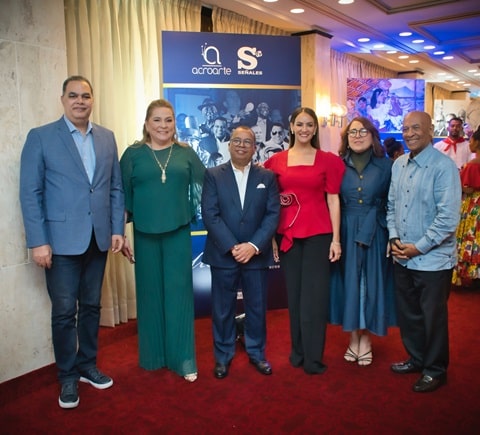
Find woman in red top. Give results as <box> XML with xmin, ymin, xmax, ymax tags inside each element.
<box><xmin>265</xmin><ymin>107</ymin><xmax>345</xmax><ymax>374</ymax></box>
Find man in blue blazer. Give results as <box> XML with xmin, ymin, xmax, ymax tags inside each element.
<box><xmin>202</xmin><ymin>126</ymin><xmax>280</xmax><ymax>378</ymax></box>
<box><xmin>19</xmin><ymin>76</ymin><xmax>125</xmax><ymax>408</ymax></box>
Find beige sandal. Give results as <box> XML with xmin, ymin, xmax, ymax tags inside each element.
<box><xmin>184</xmin><ymin>373</ymin><xmax>198</xmax><ymax>382</ymax></box>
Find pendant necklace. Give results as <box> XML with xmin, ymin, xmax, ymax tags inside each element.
<box><xmin>149</xmin><ymin>143</ymin><xmax>173</xmax><ymax>183</ymax></box>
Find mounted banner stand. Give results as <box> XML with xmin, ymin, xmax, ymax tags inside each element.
<box><xmin>162</xmin><ymin>31</ymin><xmax>301</xmax><ymax>317</ymax></box>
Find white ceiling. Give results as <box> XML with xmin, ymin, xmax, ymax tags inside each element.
<box><xmin>204</xmin><ymin>0</ymin><xmax>480</xmax><ymax>97</ymax></box>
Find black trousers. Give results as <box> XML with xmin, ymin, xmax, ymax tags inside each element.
<box><xmin>279</xmin><ymin>234</ymin><xmax>331</xmax><ymax>373</ymax></box>
<box><xmin>393</xmin><ymin>263</ymin><xmax>451</xmax><ymax>378</ymax></box>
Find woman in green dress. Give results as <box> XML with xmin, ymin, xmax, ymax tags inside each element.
<box><xmin>120</xmin><ymin>99</ymin><xmax>205</xmax><ymax>382</ymax></box>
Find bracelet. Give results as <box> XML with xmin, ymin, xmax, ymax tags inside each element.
<box><xmin>331</xmin><ymin>241</ymin><xmax>341</xmax><ymax>246</ymax></box>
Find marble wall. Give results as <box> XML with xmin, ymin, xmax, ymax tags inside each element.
<box><xmin>0</xmin><ymin>0</ymin><xmax>67</xmax><ymax>382</ymax></box>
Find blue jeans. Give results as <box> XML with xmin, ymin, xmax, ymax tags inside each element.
<box><xmin>45</xmin><ymin>235</ymin><xmax>108</xmax><ymax>383</ymax></box>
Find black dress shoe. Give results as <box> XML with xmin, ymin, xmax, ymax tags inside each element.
<box><xmin>391</xmin><ymin>360</ymin><xmax>422</xmax><ymax>374</ymax></box>
<box><xmin>249</xmin><ymin>359</ymin><xmax>272</xmax><ymax>375</ymax></box>
<box><xmin>214</xmin><ymin>362</ymin><xmax>230</xmax><ymax>379</ymax></box>
<box><xmin>412</xmin><ymin>374</ymin><xmax>446</xmax><ymax>393</ymax></box>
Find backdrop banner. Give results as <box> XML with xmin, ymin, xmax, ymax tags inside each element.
<box><xmin>162</xmin><ymin>31</ymin><xmax>301</xmax><ymax>317</ymax></box>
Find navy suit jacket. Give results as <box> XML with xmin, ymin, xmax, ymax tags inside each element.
<box><xmin>201</xmin><ymin>162</ymin><xmax>280</xmax><ymax>269</ymax></box>
<box><xmin>20</xmin><ymin>117</ymin><xmax>124</xmax><ymax>255</ymax></box>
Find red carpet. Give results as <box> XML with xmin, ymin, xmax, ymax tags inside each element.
<box><xmin>1</xmin><ymin>289</ymin><xmax>479</xmax><ymax>434</ymax></box>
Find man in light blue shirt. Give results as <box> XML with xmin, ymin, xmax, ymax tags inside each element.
<box><xmin>387</xmin><ymin>111</ymin><xmax>461</xmax><ymax>393</ymax></box>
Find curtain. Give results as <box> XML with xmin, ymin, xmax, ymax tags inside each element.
<box><xmin>64</xmin><ymin>0</ymin><xmax>202</xmax><ymax>326</ymax></box>
<box><xmin>211</xmin><ymin>7</ymin><xmax>288</xmax><ymax>35</ymax></box>
<box><xmin>330</xmin><ymin>50</ymin><xmax>398</xmax><ymax>112</ymax></box>
<box><xmin>425</xmin><ymin>83</ymin><xmax>454</xmax><ymax>119</ymax></box>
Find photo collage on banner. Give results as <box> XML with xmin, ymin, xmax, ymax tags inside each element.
<box><xmin>433</xmin><ymin>99</ymin><xmax>472</xmax><ymax>140</ymax></box>
<box><xmin>346</xmin><ymin>78</ymin><xmax>425</xmax><ymax>149</ymax></box>
<box><xmin>162</xmin><ymin>31</ymin><xmax>301</xmax><ymax>316</ymax></box>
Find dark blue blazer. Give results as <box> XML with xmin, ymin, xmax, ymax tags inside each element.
<box><xmin>201</xmin><ymin>162</ymin><xmax>280</xmax><ymax>269</ymax></box>
<box><xmin>20</xmin><ymin>117</ymin><xmax>125</xmax><ymax>255</ymax></box>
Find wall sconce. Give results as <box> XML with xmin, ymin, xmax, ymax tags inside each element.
<box><xmin>330</xmin><ymin>103</ymin><xmax>348</xmax><ymax>128</ymax></box>
<box><xmin>320</xmin><ymin>103</ymin><xmax>348</xmax><ymax>128</ymax></box>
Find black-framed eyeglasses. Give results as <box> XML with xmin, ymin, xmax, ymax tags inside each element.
<box><xmin>271</xmin><ymin>131</ymin><xmax>283</xmax><ymax>136</ymax></box>
<box><xmin>347</xmin><ymin>128</ymin><xmax>369</xmax><ymax>137</ymax></box>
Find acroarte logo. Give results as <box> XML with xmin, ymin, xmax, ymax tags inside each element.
<box><xmin>191</xmin><ymin>43</ymin><xmax>232</xmax><ymax>76</ymax></box>
<box><xmin>191</xmin><ymin>43</ymin><xmax>264</xmax><ymax>77</ymax></box>
<box><xmin>237</xmin><ymin>46</ymin><xmax>263</xmax><ymax>76</ymax></box>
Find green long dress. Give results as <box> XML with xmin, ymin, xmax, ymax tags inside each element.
<box><xmin>120</xmin><ymin>143</ymin><xmax>205</xmax><ymax>375</ymax></box>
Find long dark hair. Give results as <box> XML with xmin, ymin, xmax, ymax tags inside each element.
<box><xmin>338</xmin><ymin>117</ymin><xmax>385</xmax><ymax>157</ymax></box>
<box><xmin>289</xmin><ymin>107</ymin><xmax>320</xmax><ymax>149</ymax></box>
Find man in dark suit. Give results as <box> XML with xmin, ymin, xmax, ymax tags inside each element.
<box><xmin>201</xmin><ymin>126</ymin><xmax>280</xmax><ymax>379</ymax></box>
<box><xmin>19</xmin><ymin>76</ymin><xmax>125</xmax><ymax>408</ymax></box>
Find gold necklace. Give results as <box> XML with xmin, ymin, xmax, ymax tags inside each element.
<box><xmin>149</xmin><ymin>143</ymin><xmax>174</xmax><ymax>183</ymax></box>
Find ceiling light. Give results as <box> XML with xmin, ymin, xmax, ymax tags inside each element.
<box><xmin>457</xmin><ymin>81</ymin><xmax>465</xmax><ymax>83</ymax></box>
<box><xmin>433</xmin><ymin>51</ymin><xmax>445</xmax><ymax>55</ymax></box>
<box><xmin>338</xmin><ymin>0</ymin><xmax>354</xmax><ymax>4</ymax></box>
<box><xmin>424</xmin><ymin>45</ymin><xmax>435</xmax><ymax>50</ymax></box>
<box><xmin>398</xmin><ymin>55</ymin><xmax>409</xmax><ymax>59</ymax></box>
<box><xmin>373</xmin><ymin>44</ymin><xmax>385</xmax><ymax>49</ymax></box>
<box><xmin>357</xmin><ymin>37</ymin><xmax>370</xmax><ymax>42</ymax></box>
<box><xmin>412</xmin><ymin>39</ymin><xmax>424</xmax><ymax>44</ymax></box>
<box><xmin>263</xmin><ymin>0</ymin><xmax>278</xmax><ymax>3</ymax></box>
<box><xmin>451</xmin><ymin>78</ymin><xmax>459</xmax><ymax>81</ymax></box>
<box><xmin>468</xmin><ymin>69</ymin><xmax>478</xmax><ymax>73</ymax></box>
<box><xmin>463</xmin><ymin>83</ymin><xmax>471</xmax><ymax>87</ymax></box>
<box><xmin>409</xmin><ymin>60</ymin><xmax>419</xmax><ymax>64</ymax></box>
<box><xmin>474</xmin><ymin>73</ymin><xmax>480</xmax><ymax>76</ymax></box>
<box><xmin>290</xmin><ymin>8</ymin><xmax>304</xmax><ymax>14</ymax></box>
<box><xmin>399</xmin><ymin>32</ymin><xmax>412</xmax><ymax>37</ymax></box>
<box><xmin>386</xmin><ymin>50</ymin><xmax>397</xmax><ymax>54</ymax></box>
<box><xmin>443</xmin><ymin>55</ymin><xmax>454</xmax><ymax>60</ymax></box>
<box><xmin>438</xmin><ymin>72</ymin><xmax>446</xmax><ymax>76</ymax></box>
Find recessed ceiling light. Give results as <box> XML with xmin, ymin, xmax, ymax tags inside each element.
<box><xmin>399</xmin><ymin>32</ymin><xmax>412</xmax><ymax>37</ymax></box>
<box><xmin>398</xmin><ymin>55</ymin><xmax>409</xmax><ymax>59</ymax></box>
<box><xmin>386</xmin><ymin>50</ymin><xmax>397</xmax><ymax>54</ymax></box>
<box><xmin>433</xmin><ymin>51</ymin><xmax>445</xmax><ymax>55</ymax></box>
<box><xmin>409</xmin><ymin>60</ymin><xmax>419</xmax><ymax>64</ymax></box>
<box><xmin>357</xmin><ymin>37</ymin><xmax>370</xmax><ymax>42</ymax></box>
<box><xmin>263</xmin><ymin>0</ymin><xmax>278</xmax><ymax>3</ymax></box>
<box><xmin>468</xmin><ymin>69</ymin><xmax>478</xmax><ymax>73</ymax></box>
<box><xmin>451</xmin><ymin>78</ymin><xmax>459</xmax><ymax>82</ymax></box>
<box><xmin>463</xmin><ymin>83</ymin><xmax>471</xmax><ymax>87</ymax></box>
<box><xmin>438</xmin><ymin>72</ymin><xmax>447</xmax><ymax>76</ymax></box>
<box><xmin>290</xmin><ymin>8</ymin><xmax>304</xmax><ymax>14</ymax></box>
<box><xmin>445</xmin><ymin>75</ymin><xmax>453</xmax><ymax>79</ymax></box>
<box><xmin>474</xmin><ymin>73</ymin><xmax>480</xmax><ymax>76</ymax></box>
<box><xmin>373</xmin><ymin>44</ymin><xmax>385</xmax><ymax>49</ymax></box>
<box><xmin>443</xmin><ymin>55</ymin><xmax>454</xmax><ymax>60</ymax></box>
<box><xmin>412</xmin><ymin>39</ymin><xmax>424</xmax><ymax>44</ymax></box>
<box><xmin>424</xmin><ymin>45</ymin><xmax>435</xmax><ymax>50</ymax></box>
<box><xmin>338</xmin><ymin>0</ymin><xmax>354</xmax><ymax>4</ymax></box>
